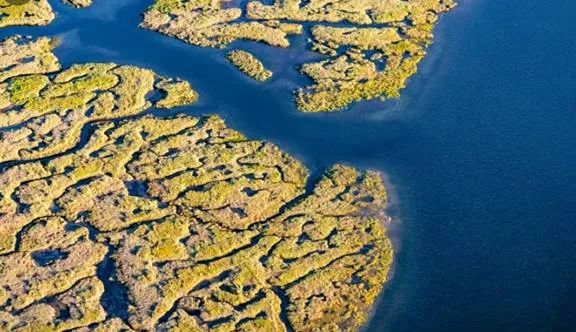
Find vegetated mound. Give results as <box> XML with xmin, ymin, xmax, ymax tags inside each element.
<box><xmin>227</xmin><ymin>49</ymin><xmax>273</xmax><ymax>81</ymax></box>
<box><xmin>142</xmin><ymin>0</ymin><xmax>457</xmax><ymax>112</ymax></box>
<box><xmin>0</xmin><ymin>36</ymin><xmax>393</xmax><ymax>331</ymax></box>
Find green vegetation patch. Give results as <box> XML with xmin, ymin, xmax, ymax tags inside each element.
<box><xmin>0</xmin><ymin>35</ymin><xmax>394</xmax><ymax>332</ymax></box>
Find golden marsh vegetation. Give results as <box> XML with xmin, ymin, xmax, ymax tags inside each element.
<box><xmin>142</xmin><ymin>0</ymin><xmax>456</xmax><ymax>112</ymax></box>
<box><xmin>0</xmin><ymin>36</ymin><xmax>393</xmax><ymax>332</ymax></box>
<box><xmin>0</xmin><ymin>0</ymin><xmax>93</xmax><ymax>27</ymax></box>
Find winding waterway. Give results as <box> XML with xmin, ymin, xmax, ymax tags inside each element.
<box><xmin>2</xmin><ymin>0</ymin><xmax>575</xmax><ymax>330</ymax></box>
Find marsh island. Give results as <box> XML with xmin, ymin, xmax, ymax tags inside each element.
<box><xmin>227</xmin><ymin>50</ymin><xmax>273</xmax><ymax>81</ymax></box>
<box><xmin>141</xmin><ymin>0</ymin><xmax>457</xmax><ymax>112</ymax></box>
<box><xmin>0</xmin><ymin>36</ymin><xmax>393</xmax><ymax>331</ymax></box>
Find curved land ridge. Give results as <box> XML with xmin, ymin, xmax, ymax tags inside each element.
<box><xmin>0</xmin><ymin>36</ymin><xmax>393</xmax><ymax>331</ymax></box>
<box><xmin>141</xmin><ymin>0</ymin><xmax>457</xmax><ymax>112</ymax></box>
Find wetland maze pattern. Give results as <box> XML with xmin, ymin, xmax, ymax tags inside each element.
<box><xmin>0</xmin><ymin>0</ymin><xmax>458</xmax><ymax>331</ymax></box>
<box><xmin>0</xmin><ymin>36</ymin><xmax>392</xmax><ymax>331</ymax></box>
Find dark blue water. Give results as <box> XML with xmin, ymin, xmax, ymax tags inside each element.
<box><xmin>2</xmin><ymin>0</ymin><xmax>576</xmax><ymax>331</ymax></box>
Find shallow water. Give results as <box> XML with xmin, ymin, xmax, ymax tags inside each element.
<box><xmin>2</xmin><ymin>0</ymin><xmax>576</xmax><ymax>330</ymax></box>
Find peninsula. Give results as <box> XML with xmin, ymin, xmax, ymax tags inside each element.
<box><xmin>0</xmin><ymin>36</ymin><xmax>393</xmax><ymax>332</ymax></box>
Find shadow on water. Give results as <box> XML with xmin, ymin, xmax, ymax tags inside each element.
<box><xmin>2</xmin><ymin>0</ymin><xmax>576</xmax><ymax>331</ymax></box>
<box><xmin>96</xmin><ymin>248</ymin><xmax>130</xmax><ymax>321</ymax></box>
